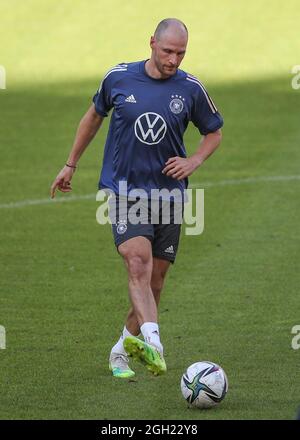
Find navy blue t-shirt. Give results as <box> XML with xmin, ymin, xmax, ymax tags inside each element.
<box><xmin>93</xmin><ymin>60</ymin><xmax>223</xmax><ymax>199</ymax></box>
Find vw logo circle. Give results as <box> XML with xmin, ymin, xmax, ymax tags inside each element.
<box><xmin>134</xmin><ymin>112</ymin><xmax>167</xmax><ymax>145</ymax></box>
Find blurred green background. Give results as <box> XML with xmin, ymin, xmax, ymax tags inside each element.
<box><xmin>0</xmin><ymin>0</ymin><xmax>299</xmax><ymax>420</ymax></box>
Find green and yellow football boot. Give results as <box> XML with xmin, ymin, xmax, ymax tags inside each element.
<box><xmin>123</xmin><ymin>336</ymin><xmax>167</xmax><ymax>376</ymax></box>
<box><xmin>109</xmin><ymin>353</ymin><xmax>135</xmax><ymax>379</ymax></box>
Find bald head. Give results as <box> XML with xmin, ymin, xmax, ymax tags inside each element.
<box><xmin>154</xmin><ymin>18</ymin><xmax>188</xmax><ymax>42</ymax></box>
<box><xmin>147</xmin><ymin>18</ymin><xmax>188</xmax><ymax>79</ymax></box>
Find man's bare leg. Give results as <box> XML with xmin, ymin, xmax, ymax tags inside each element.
<box><xmin>110</xmin><ymin>249</ymin><xmax>170</xmax><ymax>376</ymax></box>
<box><xmin>119</xmin><ymin>236</ymin><xmax>157</xmax><ymax>325</ymax></box>
<box><xmin>125</xmin><ymin>257</ymin><xmax>171</xmax><ymax>335</ymax></box>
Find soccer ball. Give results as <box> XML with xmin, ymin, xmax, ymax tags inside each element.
<box><xmin>180</xmin><ymin>361</ymin><xmax>228</xmax><ymax>409</ymax></box>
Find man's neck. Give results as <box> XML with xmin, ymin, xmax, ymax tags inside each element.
<box><xmin>145</xmin><ymin>59</ymin><xmax>170</xmax><ymax>80</ymax></box>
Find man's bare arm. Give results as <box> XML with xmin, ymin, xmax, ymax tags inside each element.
<box><xmin>50</xmin><ymin>104</ymin><xmax>104</xmax><ymax>198</ymax></box>
<box><xmin>162</xmin><ymin>129</ymin><xmax>222</xmax><ymax>180</ymax></box>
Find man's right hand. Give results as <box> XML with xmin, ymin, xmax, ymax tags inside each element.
<box><xmin>50</xmin><ymin>165</ymin><xmax>76</xmax><ymax>199</ymax></box>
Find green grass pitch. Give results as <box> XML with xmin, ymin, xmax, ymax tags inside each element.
<box><xmin>0</xmin><ymin>0</ymin><xmax>299</xmax><ymax>419</ymax></box>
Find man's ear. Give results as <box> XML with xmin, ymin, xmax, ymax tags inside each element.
<box><xmin>150</xmin><ymin>36</ymin><xmax>155</xmax><ymax>49</ymax></box>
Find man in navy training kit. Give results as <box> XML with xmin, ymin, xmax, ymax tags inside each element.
<box><xmin>51</xmin><ymin>18</ymin><xmax>223</xmax><ymax>378</ymax></box>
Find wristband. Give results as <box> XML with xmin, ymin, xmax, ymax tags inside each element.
<box><xmin>66</xmin><ymin>163</ymin><xmax>77</xmax><ymax>169</ymax></box>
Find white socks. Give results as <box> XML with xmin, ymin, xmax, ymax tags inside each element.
<box><xmin>140</xmin><ymin>322</ymin><xmax>163</xmax><ymax>355</ymax></box>
<box><xmin>111</xmin><ymin>322</ymin><xmax>163</xmax><ymax>356</ymax></box>
<box><xmin>111</xmin><ymin>326</ymin><xmax>133</xmax><ymax>356</ymax></box>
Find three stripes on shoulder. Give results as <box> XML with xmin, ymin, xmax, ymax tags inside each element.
<box><xmin>98</xmin><ymin>63</ymin><xmax>128</xmax><ymax>92</ymax></box>
<box><xmin>186</xmin><ymin>73</ymin><xmax>218</xmax><ymax>113</ymax></box>
<box><xmin>97</xmin><ymin>63</ymin><xmax>218</xmax><ymax>113</ymax></box>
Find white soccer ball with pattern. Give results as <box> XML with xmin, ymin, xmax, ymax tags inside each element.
<box><xmin>180</xmin><ymin>361</ymin><xmax>228</xmax><ymax>409</ymax></box>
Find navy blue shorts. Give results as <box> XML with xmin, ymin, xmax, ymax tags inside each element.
<box><xmin>108</xmin><ymin>196</ymin><xmax>183</xmax><ymax>263</ymax></box>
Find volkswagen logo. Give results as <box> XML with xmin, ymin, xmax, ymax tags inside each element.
<box><xmin>134</xmin><ymin>112</ymin><xmax>167</xmax><ymax>145</ymax></box>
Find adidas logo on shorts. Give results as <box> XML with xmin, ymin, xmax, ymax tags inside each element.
<box><xmin>164</xmin><ymin>245</ymin><xmax>174</xmax><ymax>254</ymax></box>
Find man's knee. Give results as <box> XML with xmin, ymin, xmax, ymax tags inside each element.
<box><xmin>127</xmin><ymin>255</ymin><xmax>151</xmax><ymax>281</ymax></box>
<box><xmin>119</xmin><ymin>240</ymin><xmax>152</xmax><ymax>281</ymax></box>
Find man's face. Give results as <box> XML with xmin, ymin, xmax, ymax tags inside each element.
<box><xmin>150</xmin><ymin>31</ymin><xmax>187</xmax><ymax>78</ymax></box>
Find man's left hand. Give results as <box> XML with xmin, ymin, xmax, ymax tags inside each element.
<box><xmin>162</xmin><ymin>156</ymin><xmax>200</xmax><ymax>180</ymax></box>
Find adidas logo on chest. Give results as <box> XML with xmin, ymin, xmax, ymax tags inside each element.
<box><xmin>125</xmin><ymin>94</ymin><xmax>137</xmax><ymax>103</ymax></box>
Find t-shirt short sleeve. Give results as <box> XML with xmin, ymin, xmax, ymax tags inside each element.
<box><xmin>92</xmin><ymin>76</ymin><xmax>113</xmax><ymax>117</ymax></box>
<box><xmin>190</xmin><ymin>81</ymin><xmax>224</xmax><ymax>135</ymax></box>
